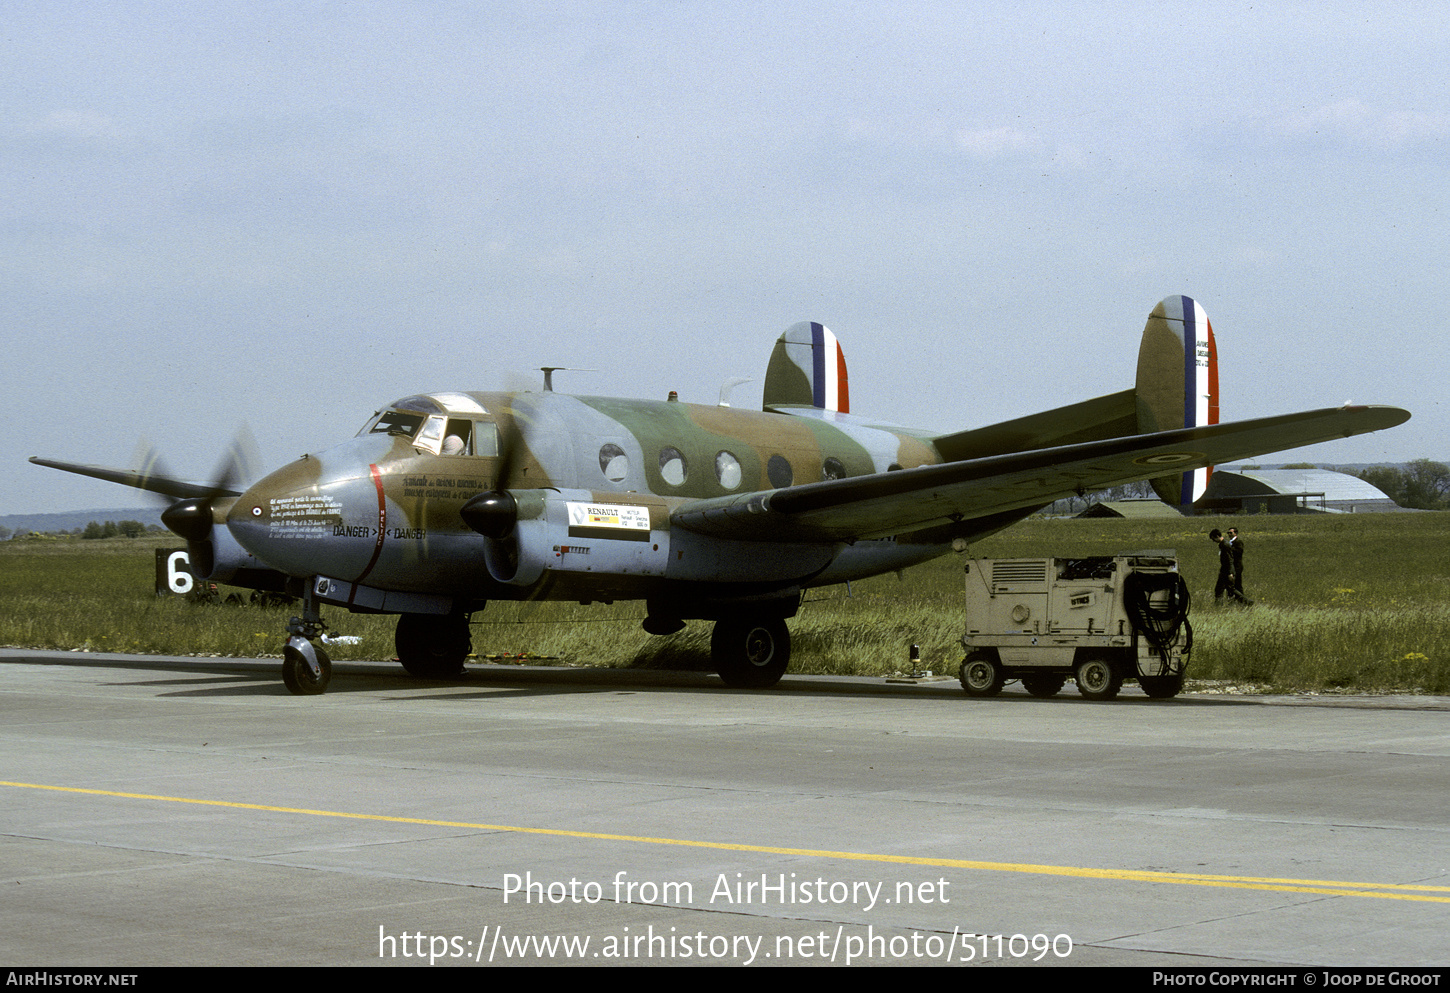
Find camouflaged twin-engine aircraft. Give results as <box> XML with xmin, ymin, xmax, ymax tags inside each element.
<box><xmin>32</xmin><ymin>296</ymin><xmax>1408</xmax><ymax>695</ymax></box>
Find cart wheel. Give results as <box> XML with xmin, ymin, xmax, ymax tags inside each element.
<box><xmin>959</xmin><ymin>651</ymin><xmax>1004</xmax><ymax>697</ymax></box>
<box><xmin>1021</xmin><ymin>674</ymin><xmax>1066</xmax><ymax>698</ymax></box>
<box><xmin>1075</xmin><ymin>655</ymin><xmax>1122</xmax><ymax>701</ymax></box>
<box><xmin>1140</xmin><ymin>673</ymin><xmax>1184</xmax><ymax>699</ymax></box>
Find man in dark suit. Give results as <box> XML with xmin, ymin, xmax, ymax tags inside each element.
<box><xmin>1227</xmin><ymin>527</ymin><xmax>1251</xmax><ymax>604</ymax></box>
<box><xmin>1209</xmin><ymin>528</ymin><xmax>1251</xmax><ymax>604</ymax></box>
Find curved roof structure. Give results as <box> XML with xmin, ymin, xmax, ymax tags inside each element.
<box><xmin>1201</xmin><ymin>469</ymin><xmax>1399</xmax><ymax>513</ymax></box>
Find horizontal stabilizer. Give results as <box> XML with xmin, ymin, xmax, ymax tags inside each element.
<box><xmin>932</xmin><ymin>389</ymin><xmax>1139</xmax><ymax>463</ymax></box>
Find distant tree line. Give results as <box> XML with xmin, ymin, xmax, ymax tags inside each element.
<box><xmin>1</xmin><ymin>521</ymin><xmax>165</xmax><ymax>540</ymax></box>
<box><xmin>1356</xmin><ymin>459</ymin><xmax>1450</xmax><ymax>510</ymax></box>
<box><xmin>81</xmin><ymin>520</ymin><xmax>152</xmax><ymax>539</ymax></box>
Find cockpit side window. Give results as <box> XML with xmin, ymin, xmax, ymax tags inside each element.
<box><xmin>414</xmin><ymin>415</ymin><xmax>447</xmax><ymax>455</ymax></box>
<box><xmin>435</xmin><ymin>419</ymin><xmax>499</xmax><ymax>457</ymax></box>
<box><xmin>474</xmin><ymin>421</ymin><xmax>500</xmax><ymax>457</ymax></box>
<box><xmin>442</xmin><ymin>418</ymin><xmax>472</xmax><ymax>456</ymax></box>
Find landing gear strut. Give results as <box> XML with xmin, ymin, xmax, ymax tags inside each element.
<box><xmin>281</xmin><ymin>585</ymin><xmax>331</xmax><ymax>695</ymax></box>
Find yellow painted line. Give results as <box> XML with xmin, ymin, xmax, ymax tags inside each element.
<box><xmin>5</xmin><ymin>780</ymin><xmax>1447</xmax><ymax>904</ymax></box>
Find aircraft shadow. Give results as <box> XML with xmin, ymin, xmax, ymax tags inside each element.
<box><xmin>0</xmin><ymin>648</ymin><xmax>1320</xmax><ymax>707</ymax></box>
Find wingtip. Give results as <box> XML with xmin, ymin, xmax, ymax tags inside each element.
<box><xmin>1331</xmin><ymin>404</ymin><xmax>1412</xmax><ymax>438</ymax></box>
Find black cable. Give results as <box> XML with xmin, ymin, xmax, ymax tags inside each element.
<box><xmin>1122</xmin><ymin>570</ymin><xmax>1192</xmax><ymax>655</ymax></box>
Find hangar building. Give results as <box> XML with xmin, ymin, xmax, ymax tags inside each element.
<box><xmin>1196</xmin><ymin>468</ymin><xmax>1401</xmax><ymax>514</ymax></box>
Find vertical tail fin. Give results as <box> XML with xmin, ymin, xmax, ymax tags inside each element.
<box><xmin>763</xmin><ymin>321</ymin><xmax>850</xmax><ymax>413</ymax></box>
<box><xmin>1136</xmin><ymin>295</ymin><xmax>1219</xmax><ymax>505</ymax></box>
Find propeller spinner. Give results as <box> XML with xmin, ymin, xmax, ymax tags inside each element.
<box><xmin>148</xmin><ymin>428</ymin><xmax>260</xmax><ymax>576</ymax></box>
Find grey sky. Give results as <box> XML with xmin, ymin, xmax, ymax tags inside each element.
<box><xmin>4</xmin><ymin>1</ymin><xmax>1445</xmax><ymax>514</ymax></box>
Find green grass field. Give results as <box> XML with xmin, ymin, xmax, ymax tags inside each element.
<box><xmin>3</xmin><ymin>512</ymin><xmax>1447</xmax><ymax>693</ymax></box>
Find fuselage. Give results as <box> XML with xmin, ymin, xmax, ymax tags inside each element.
<box><xmin>225</xmin><ymin>389</ymin><xmax>966</xmax><ymax>614</ymax></box>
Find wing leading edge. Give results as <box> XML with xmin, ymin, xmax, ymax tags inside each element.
<box><xmin>26</xmin><ymin>457</ymin><xmax>243</xmax><ymax>501</ymax></box>
<box><xmin>671</xmin><ymin>404</ymin><xmax>1410</xmax><ymax>543</ymax></box>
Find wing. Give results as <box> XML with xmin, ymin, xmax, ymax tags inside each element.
<box><xmin>671</xmin><ymin>405</ymin><xmax>1410</xmax><ymax>542</ymax></box>
<box><xmin>27</xmin><ymin>457</ymin><xmax>243</xmax><ymax>501</ymax></box>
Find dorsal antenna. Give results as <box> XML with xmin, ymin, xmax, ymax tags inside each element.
<box><xmin>539</xmin><ymin>367</ymin><xmax>596</xmax><ymax>392</ymax></box>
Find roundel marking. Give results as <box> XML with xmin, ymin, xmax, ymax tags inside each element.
<box><xmin>1133</xmin><ymin>451</ymin><xmax>1204</xmax><ymax>467</ymax></box>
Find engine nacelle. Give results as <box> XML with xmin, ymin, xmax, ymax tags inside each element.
<box><xmin>166</xmin><ymin>496</ymin><xmax>278</xmax><ymax>587</ymax></box>
<box><xmin>482</xmin><ymin>489</ymin><xmax>672</xmax><ymax>590</ymax></box>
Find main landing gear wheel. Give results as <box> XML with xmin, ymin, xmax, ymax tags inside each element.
<box><xmin>959</xmin><ymin>650</ymin><xmax>1005</xmax><ymax>697</ymax></box>
<box><xmin>712</xmin><ymin>617</ymin><xmax>790</xmax><ymax>689</ymax></box>
<box><xmin>1020</xmin><ymin>674</ymin><xmax>1067</xmax><ymax>698</ymax></box>
<box><xmin>1075</xmin><ymin>655</ymin><xmax>1123</xmax><ymax>701</ymax></box>
<box><xmin>1139</xmin><ymin>673</ymin><xmax>1185</xmax><ymax>699</ymax></box>
<box><xmin>395</xmin><ymin>612</ymin><xmax>472</xmax><ymax>678</ymax></box>
<box><xmin>282</xmin><ymin>642</ymin><xmax>331</xmax><ymax>695</ymax></box>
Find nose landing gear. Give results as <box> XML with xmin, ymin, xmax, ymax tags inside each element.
<box><xmin>281</xmin><ymin>582</ymin><xmax>332</xmax><ymax>695</ymax></box>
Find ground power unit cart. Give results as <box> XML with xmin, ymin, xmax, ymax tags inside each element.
<box><xmin>958</xmin><ymin>553</ymin><xmax>1191</xmax><ymax>700</ymax></box>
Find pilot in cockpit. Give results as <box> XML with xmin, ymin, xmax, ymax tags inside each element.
<box><xmin>442</xmin><ymin>419</ymin><xmax>472</xmax><ymax>455</ymax></box>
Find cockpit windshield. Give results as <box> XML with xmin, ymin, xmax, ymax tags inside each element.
<box><xmin>362</xmin><ymin>409</ymin><xmax>426</xmax><ymax>438</ymax></box>
<box><xmin>355</xmin><ymin>395</ymin><xmax>495</xmax><ymax>456</ymax></box>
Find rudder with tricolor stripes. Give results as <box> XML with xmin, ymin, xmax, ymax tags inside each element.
<box><xmin>1136</xmin><ymin>295</ymin><xmax>1219</xmax><ymax>505</ymax></box>
<box><xmin>763</xmin><ymin>321</ymin><xmax>850</xmax><ymax>413</ymax></box>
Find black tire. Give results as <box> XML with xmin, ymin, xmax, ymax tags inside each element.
<box><xmin>959</xmin><ymin>651</ymin><xmax>1005</xmax><ymax>697</ymax></box>
<box><xmin>1021</xmin><ymin>674</ymin><xmax>1066</xmax><ymax>698</ymax></box>
<box><xmin>282</xmin><ymin>644</ymin><xmax>331</xmax><ymax>695</ymax></box>
<box><xmin>1075</xmin><ymin>655</ymin><xmax>1123</xmax><ymax>701</ymax></box>
<box><xmin>395</xmin><ymin>612</ymin><xmax>471</xmax><ymax>678</ymax></box>
<box><xmin>1140</xmin><ymin>673</ymin><xmax>1185</xmax><ymax>699</ymax></box>
<box><xmin>712</xmin><ymin>618</ymin><xmax>790</xmax><ymax>689</ymax></box>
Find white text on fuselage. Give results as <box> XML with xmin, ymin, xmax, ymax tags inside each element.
<box><xmin>267</xmin><ymin>495</ymin><xmax>341</xmax><ymax>540</ymax></box>
<box><xmin>332</xmin><ymin>525</ymin><xmax>427</xmax><ymax>540</ymax></box>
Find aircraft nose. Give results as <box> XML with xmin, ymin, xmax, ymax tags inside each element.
<box><xmin>226</xmin><ymin>452</ymin><xmax>378</xmax><ymax>579</ymax></box>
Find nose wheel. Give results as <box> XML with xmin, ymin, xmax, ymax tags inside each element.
<box><xmin>282</xmin><ymin>636</ymin><xmax>332</xmax><ymax>695</ymax></box>
<box><xmin>280</xmin><ymin>583</ymin><xmax>333</xmax><ymax>695</ymax></box>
